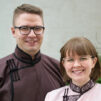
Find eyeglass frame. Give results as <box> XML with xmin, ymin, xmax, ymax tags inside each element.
<box><xmin>62</xmin><ymin>55</ymin><xmax>94</xmax><ymax>65</ymax></box>
<box><xmin>14</xmin><ymin>26</ymin><xmax>45</xmax><ymax>35</ymax></box>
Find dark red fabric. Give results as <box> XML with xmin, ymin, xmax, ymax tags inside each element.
<box><xmin>0</xmin><ymin>46</ymin><xmax>64</xmax><ymax>101</ymax></box>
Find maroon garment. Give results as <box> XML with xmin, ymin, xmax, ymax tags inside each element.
<box><xmin>0</xmin><ymin>46</ymin><xmax>64</xmax><ymax>101</ymax></box>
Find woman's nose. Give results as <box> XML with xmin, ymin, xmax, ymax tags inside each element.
<box><xmin>73</xmin><ymin>60</ymin><xmax>81</xmax><ymax>67</ymax></box>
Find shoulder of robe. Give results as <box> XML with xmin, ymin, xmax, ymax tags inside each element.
<box><xmin>96</xmin><ymin>83</ymin><xmax>101</xmax><ymax>89</ymax></box>
<box><xmin>0</xmin><ymin>53</ymin><xmax>14</xmax><ymax>65</ymax></box>
<box><xmin>46</xmin><ymin>85</ymin><xmax>68</xmax><ymax>97</ymax></box>
<box><xmin>0</xmin><ymin>53</ymin><xmax>14</xmax><ymax>77</ymax></box>
<box><xmin>41</xmin><ymin>53</ymin><xmax>60</xmax><ymax>69</ymax></box>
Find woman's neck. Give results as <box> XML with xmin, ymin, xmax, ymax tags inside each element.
<box><xmin>72</xmin><ymin>78</ymin><xmax>90</xmax><ymax>87</ymax></box>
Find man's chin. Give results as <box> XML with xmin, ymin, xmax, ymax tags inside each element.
<box><xmin>27</xmin><ymin>47</ymin><xmax>39</xmax><ymax>53</ymax></box>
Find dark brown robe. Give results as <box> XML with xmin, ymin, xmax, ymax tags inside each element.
<box><xmin>0</xmin><ymin>46</ymin><xmax>64</xmax><ymax>101</ymax></box>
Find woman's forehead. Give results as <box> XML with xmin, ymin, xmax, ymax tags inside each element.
<box><xmin>65</xmin><ymin>50</ymin><xmax>88</xmax><ymax>57</ymax></box>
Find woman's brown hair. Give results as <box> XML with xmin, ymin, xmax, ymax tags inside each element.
<box><xmin>60</xmin><ymin>37</ymin><xmax>101</xmax><ymax>83</ymax></box>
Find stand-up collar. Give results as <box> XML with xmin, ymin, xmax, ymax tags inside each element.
<box><xmin>14</xmin><ymin>46</ymin><xmax>41</xmax><ymax>64</ymax></box>
<box><xmin>63</xmin><ymin>80</ymin><xmax>95</xmax><ymax>101</ymax></box>
<box><xmin>70</xmin><ymin>80</ymin><xmax>95</xmax><ymax>94</ymax></box>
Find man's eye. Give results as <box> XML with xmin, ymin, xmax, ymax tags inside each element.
<box><xmin>35</xmin><ymin>27</ymin><xmax>42</xmax><ymax>31</ymax></box>
<box><xmin>21</xmin><ymin>27</ymin><xmax>29</xmax><ymax>30</ymax></box>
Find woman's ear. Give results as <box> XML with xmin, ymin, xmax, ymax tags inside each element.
<box><xmin>62</xmin><ymin>60</ymin><xmax>66</xmax><ymax>69</ymax></box>
<box><xmin>92</xmin><ymin>57</ymin><xmax>97</xmax><ymax>68</ymax></box>
<box><xmin>62</xmin><ymin>60</ymin><xmax>64</xmax><ymax>66</ymax></box>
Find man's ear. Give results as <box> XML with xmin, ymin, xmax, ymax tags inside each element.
<box><xmin>11</xmin><ymin>27</ymin><xmax>16</xmax><ymax>38</ymax></box>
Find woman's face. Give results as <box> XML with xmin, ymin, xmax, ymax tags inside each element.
<box><xmin>62</xmin><ymin>53</ymin><xmax>97</xmax><ymax>87</ymax></box>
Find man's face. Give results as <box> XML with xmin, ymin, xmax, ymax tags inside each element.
<box><xmin>11</xmin><ymin>13</ymin><xmax>44</xmax><ymax>57</ymax></box>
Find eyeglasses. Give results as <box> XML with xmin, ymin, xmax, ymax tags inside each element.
<box><xmin>63</xmin><ymin>56</ymin><xmax>94</xmax><ymax>65</ymax></box>
<box><xmin>14</xmin><ymin>26</ymin><xmax>45</xmax><ymax>35</ymax></box>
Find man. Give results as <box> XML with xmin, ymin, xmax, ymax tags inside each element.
<box><xmin>0</xmin><ymin>4</ymin><xmax>64</xmax><ymax>101</ymax></box>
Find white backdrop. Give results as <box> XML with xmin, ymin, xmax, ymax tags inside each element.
<box><xmin>0</xmin><ymin>0</ymin><xmax>101</xmax><ymax>60</ymax></box>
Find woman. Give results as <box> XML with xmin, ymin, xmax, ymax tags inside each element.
<box><xmin>45</xmin><ymin>37</ymin><xmax>101</xmax><ymax>101</ymax></box>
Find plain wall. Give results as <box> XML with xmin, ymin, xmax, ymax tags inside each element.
<box><xmin>0</xmin><ymin>0</ymin><xmax>101</xmax><ymax>60</ymax></box>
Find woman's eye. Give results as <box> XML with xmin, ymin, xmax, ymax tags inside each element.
<box><xmin>67</xmin><ymin>59</ymin><xmax>74</xmax><ymax>62</ymax></box>
<box><xmin>80</xmin><ymin>57</ymin><xmax>87</xmax><ymax>60</ymax></box>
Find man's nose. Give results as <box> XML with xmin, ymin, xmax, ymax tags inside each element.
<box><xmin>28</xmin><ymin>29</ymin><xmax>36</xmax><ymax>37</ymax></box>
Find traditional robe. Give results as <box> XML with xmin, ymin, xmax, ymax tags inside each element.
<box><xmin>45</xmin><ymin>80</ymin><xmax>101</xmax><ymax>101</ymax></box>
<box><xmin>0</xmin><ymin>46</ymin><xmax>64</xmax><ymax>101</ymax></box>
